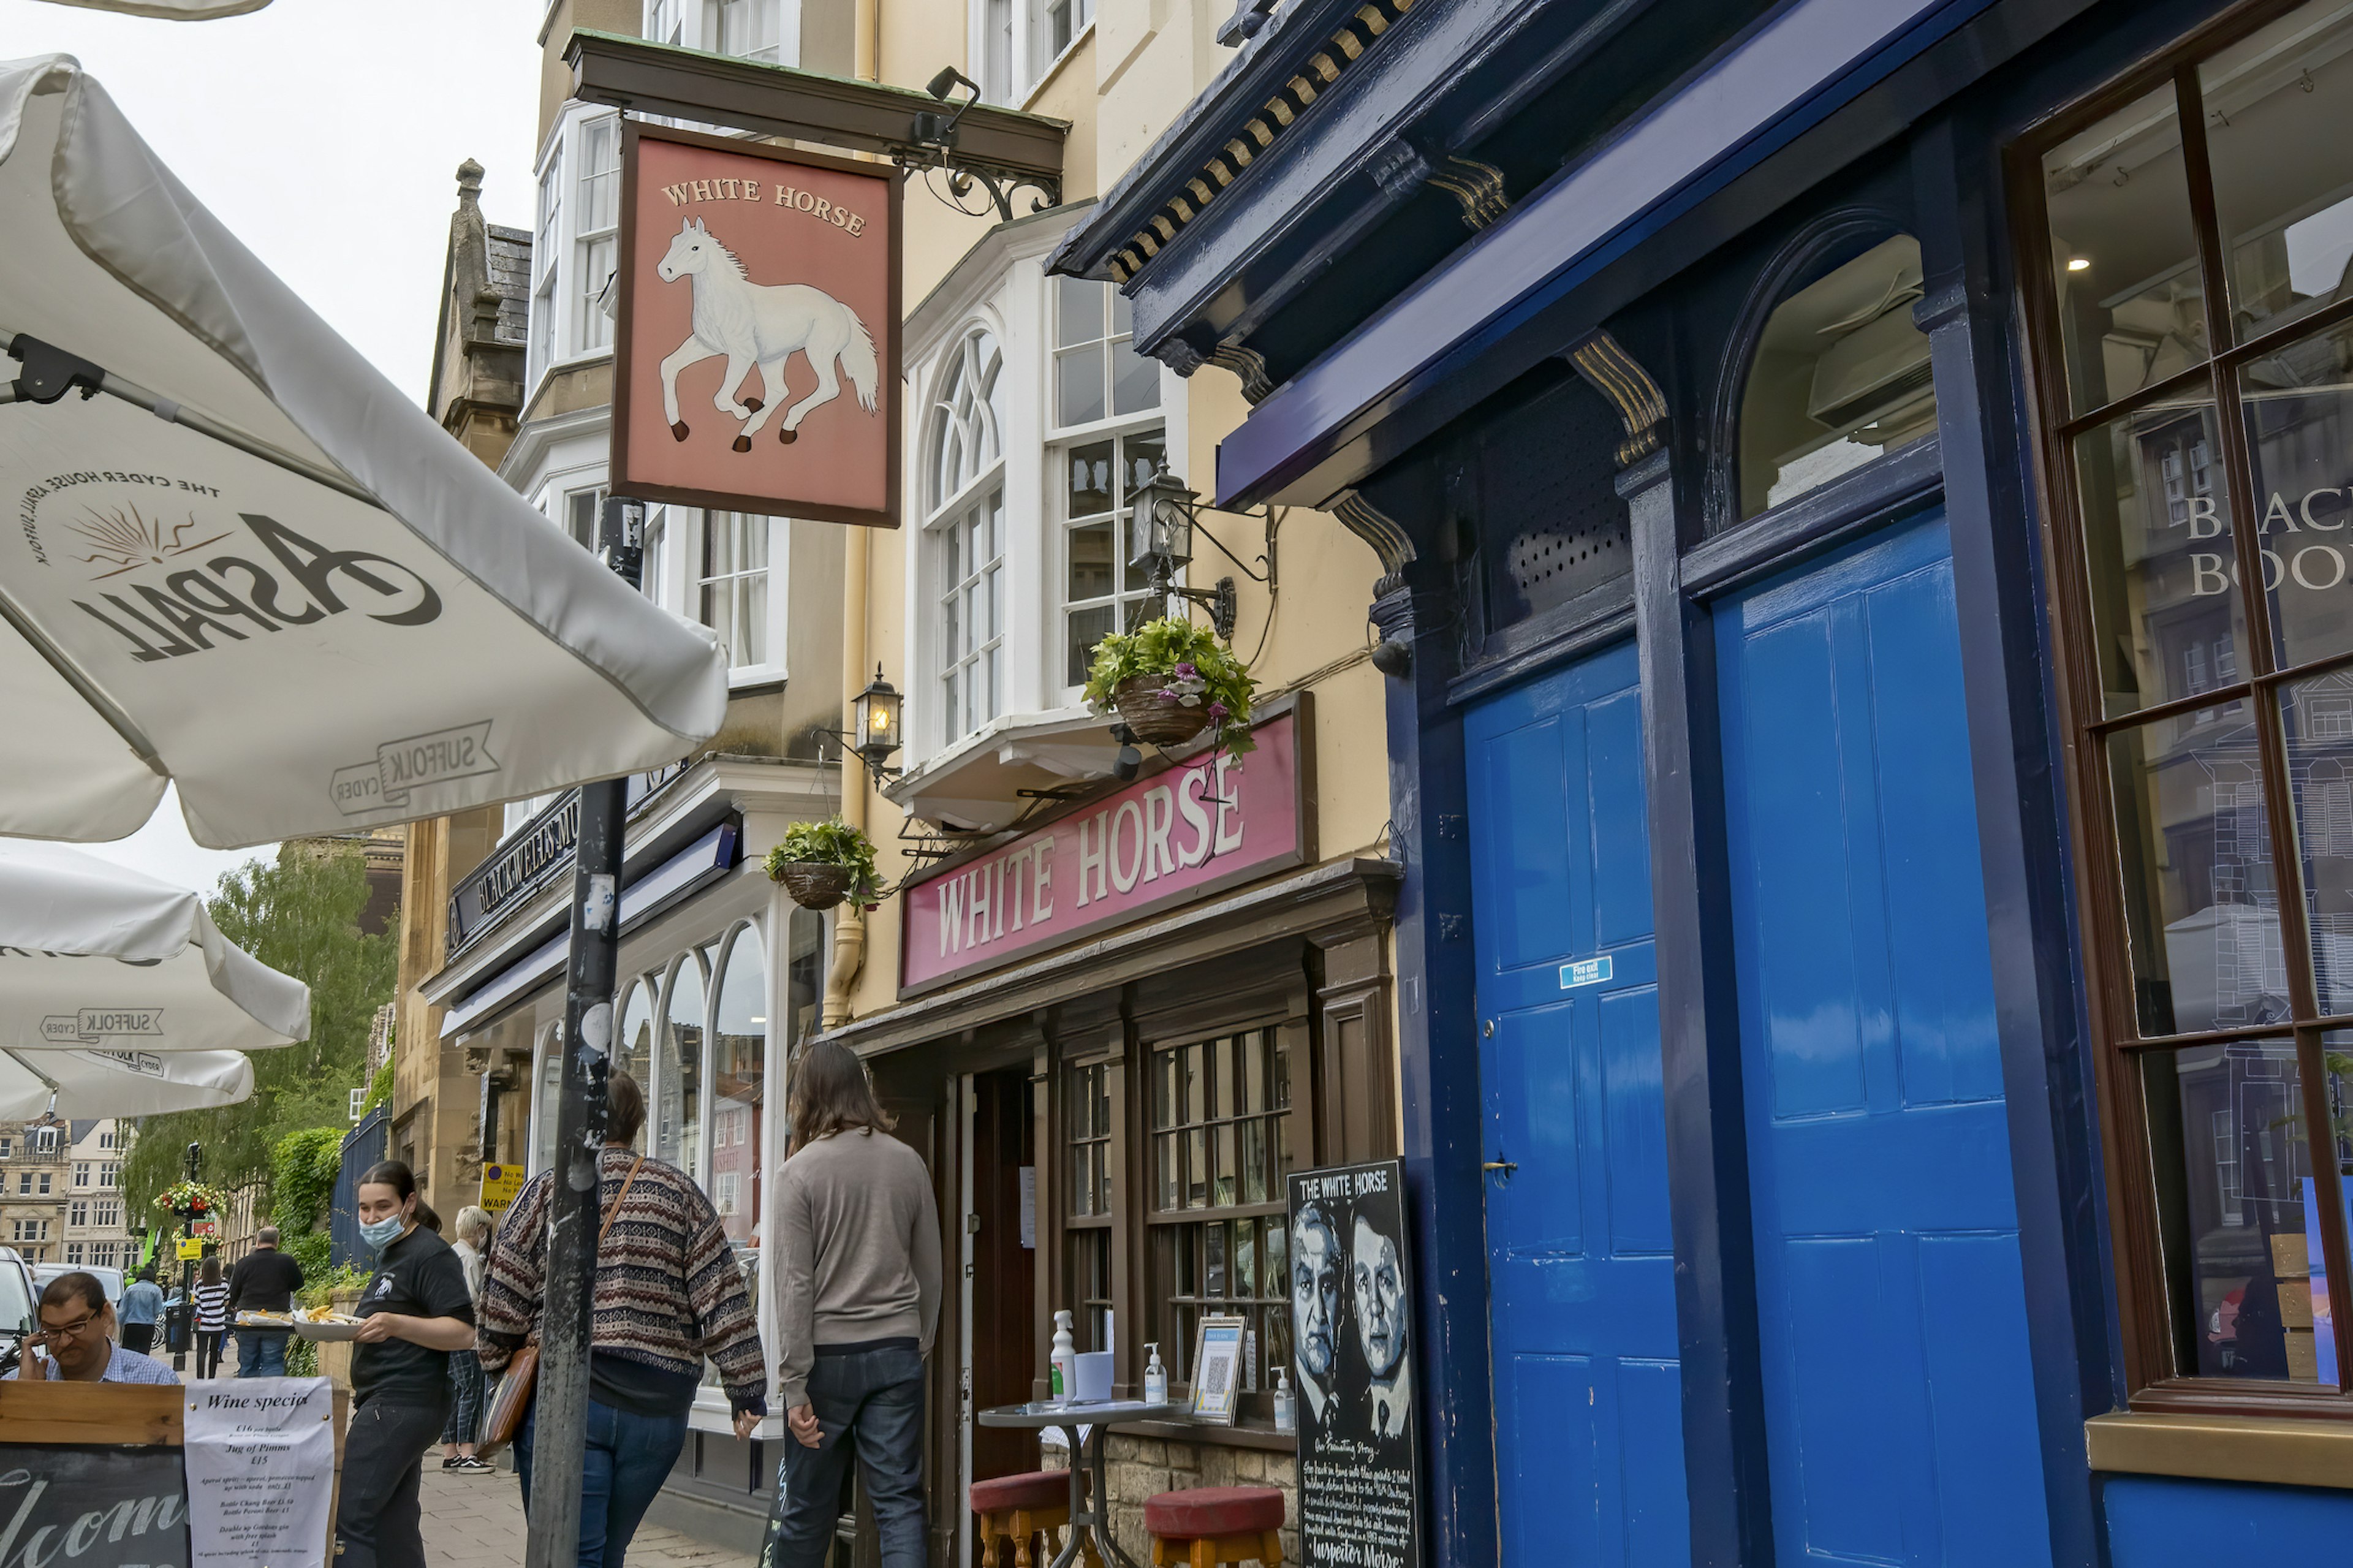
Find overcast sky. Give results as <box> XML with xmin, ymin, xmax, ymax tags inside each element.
<box><xmin>6</xmin><ymin>0</ymin><xmax>545</xmax><ymax>893</ymax></box>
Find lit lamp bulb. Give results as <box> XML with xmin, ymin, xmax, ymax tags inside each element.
<box><xmin>2067</xmin><ymin>256</ymin><xmax>2092</xmax><ymax>273</ymax></box>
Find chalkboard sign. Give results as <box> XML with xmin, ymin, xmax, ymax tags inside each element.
<box><xmin>0</xmin><ymin>1444</ymin><xmax>191</xmax><ymax>1567</ymax></box>
<box><xmin>1287</xmin><ymin>1158</ymin><xmax>1421</xmax><ymax>1568</ymax></box>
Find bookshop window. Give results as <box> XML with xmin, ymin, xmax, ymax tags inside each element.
<box><xmin>2025</xmin><ymin>0</ymin><xmax>2353</xmax><ymax>1396</ymax></box>
<box><xmin>1144</xmin><ymin>1027</ymin><xmax>1303</xmax><ymax>1392</ymax></box>
<box><xmin>1066</xmin><ymin>1058</ymin><xmax>1114</xmax><ymax>1354</ymax></box>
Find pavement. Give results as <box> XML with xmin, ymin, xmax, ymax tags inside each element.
<box><xmin>174</xmin><ymin>1330</ymin><xmax>762</xmax><ymax>1568</ymax></box>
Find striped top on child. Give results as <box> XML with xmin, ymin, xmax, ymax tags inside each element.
<box><xmin>193</xmin><ymin>1281</ymin><xmax>230</xmax><ymax>1332</ymax></box>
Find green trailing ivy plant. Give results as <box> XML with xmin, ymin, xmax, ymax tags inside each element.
<box><xmin>764</xmin><ymin>818</ymin><xmax>886</xmax><ymax>907</ymax></box>
<box><xmin>1081</xmin><ymin>615</ymin><xmax>1259</xmax><ymax>756</ymax></box>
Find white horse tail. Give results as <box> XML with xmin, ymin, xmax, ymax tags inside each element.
<box><xmin>839</xmin><ymin>308</ymin><xmax>879</xmax><ymax>413</ymax></box>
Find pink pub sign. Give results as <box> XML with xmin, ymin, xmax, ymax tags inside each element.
<box><xmin>900</xmin><ymin>706</ymin><xmax>1311</xmax><ymax>993</ymax></box>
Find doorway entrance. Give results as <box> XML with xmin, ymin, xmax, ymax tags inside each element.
<box><xmin>1464</xmin><ymin>640</ymin><xmax>1691</xmax><ymax>1568</ymax></box>
<box><xmin>1716</xmin><ymin>510</ymin><xmax>2051</xmax><ymax>1566</ymax></box>
<box><xmin>961</xmin><ymin>1066</ymin><xmax>1037</xmax><ymax>1562</ymax></box>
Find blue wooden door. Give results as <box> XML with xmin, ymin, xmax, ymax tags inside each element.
<box><xmin>1466</xmin><ymin>642</ymin><xmax>1690</xmax><ymax>1568</ymax></box>
<box><xmin>1716</xmin><ymin>512</ymin><xmax>2052</xmax><ymax>1568</ymax></box>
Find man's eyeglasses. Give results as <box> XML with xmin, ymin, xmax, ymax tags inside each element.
<box><xmin>36</xmin><ymin>1311</ymin><xmax>104</xmax><ymax>1343</ymax></box>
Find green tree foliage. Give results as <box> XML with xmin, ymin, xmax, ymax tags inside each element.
<box><xmin>269</xmin><ymin>1127</ymin><xmax>345</xmax><ymax>1232</ymax></box>
<box><xmin>121</xmin><ymin>846</ymin><xmax>393</xmax><ymax>1221</ymax></box>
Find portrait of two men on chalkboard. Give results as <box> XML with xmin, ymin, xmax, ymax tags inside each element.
<box><xmin>1288</xmin><ymin>1158</ymin><xmax>1420</xmax><ymax>1568</ymax></box>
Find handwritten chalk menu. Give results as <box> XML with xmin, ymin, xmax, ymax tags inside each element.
<box><xmin>1287</xmin><ymin>1159</ymin><xmax>1421</xmax><ymax>1568</ymax></box>
<box><xmin>0</xmin><ymin>1444</ymin><xmax>191</xmax><ymax>1567</ymax></box>
<box><xmin>182</xmin><ymin>1377</ymin><xmax>335</xmax><ymax>1568</ymax></box>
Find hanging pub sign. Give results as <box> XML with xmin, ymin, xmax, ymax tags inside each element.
<box><xmin>612</xmin><ymin>124</ymin><xmax>902</xmax><ymax>529</ymax></box>
<box><xmin>1289</xmin><ymin>1158</ymin><xmax>1420</xmax><ymax>1568</ymax></box>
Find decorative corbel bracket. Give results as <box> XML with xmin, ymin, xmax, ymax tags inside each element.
<box><xmin>1567</xmin><ymin>330</ymin><xmax>1668</xmax><ymax>468</ymax></box>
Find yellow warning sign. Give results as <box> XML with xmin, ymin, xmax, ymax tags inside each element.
<box><xmin>176</xmin><ymin>1238</ymin><xmax>203</xmax><ymax>1260</ymax></box>
<box><xmin>480</xmin><ymin>1163</ymin><xmax>525</xmax><ymax>1214</ymax></box>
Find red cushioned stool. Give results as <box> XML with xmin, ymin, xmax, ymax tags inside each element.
<box><xmin>972</xmin><ymin>1469</ymin><xmax>1099</xmax><ymax>1568</ymax></box>
<box><xmin>1144</xmin><ymin>1486</ymin><xmax>1286</xmax><ymax>1568</ymax></box>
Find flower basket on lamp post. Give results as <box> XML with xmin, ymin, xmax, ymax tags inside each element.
<box><xmin>1083</xmin><ymin>616</ymin><xmax>1259</xmax><ymax>757</ymax></box>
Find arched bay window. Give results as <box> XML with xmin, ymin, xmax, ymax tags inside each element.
<box><xmin>660</xmin><ymin>952</ymin><xmax>708</xmax><ymax>1175</ymax></box>
<box><xmin>710</xmin><ymin>925</ymin><xmax>766</xmax><ymax>1247</ymax></box>
<box><xmin>617</xmin><ymin>979</ymin><xmax>656</xmax><ymax>1154</ymax></box>
<box><xmin>928</xmin><ymin>328</ymin><xmax>1007</xmax><ymax>744</ymax></box>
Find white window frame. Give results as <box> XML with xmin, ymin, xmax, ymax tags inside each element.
<box><xmin>576</xmin><ymin>116</ymin><xmax>623</xmax><ymax>357</ymax></box>
<box><xmin>694</xmin><ymin>510</ymin><xmax>790</xmax><ymax>685</ymax></box>
<box><xmin>645</xmin><ymin>0</ymin><xmax>801</xmax><ymax>60</ymax></box>
<box><xmin>1047</xmin><ymin>276</ymin><xmax>1173</xmax><ymax>703</ymax></box>
<box><xmin>525</xmin><ymin>107</ymin><xmax>626</xmax><ymax>401</ymax></box>
<box><xmin>971</xmin><ymin>0</ymin><xmax>1094</xmax><ymax>105</ymax></box>
<box><xmin>924</xmin><ymin>327</ymin><xmax>1009</xmax><ymax>746</ymax></box>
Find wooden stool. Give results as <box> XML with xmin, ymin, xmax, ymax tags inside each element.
<box><xmin>1145</xmin><ymin>1486</ymin><xmax>1286</xmax><ymax>1568</ymax></box>
<box><xmin>973</xmin><ymin>1469</ymin><xmax>1099</xmax><ymax>1567</ymax></box>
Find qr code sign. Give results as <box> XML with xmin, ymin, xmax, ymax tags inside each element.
<box><xmin>1202</xmin><ymin>1358</ymin><xmax>1231</xmax><ymax>1398</ymax></box>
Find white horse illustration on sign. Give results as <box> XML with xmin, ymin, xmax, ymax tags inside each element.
<box><xmin>653</xmin><ymin>216</ymin><xmax>879</xmax><ymax>451</ymax></box>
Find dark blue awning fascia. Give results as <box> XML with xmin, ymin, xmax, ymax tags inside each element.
<box><xmin>1214</xmin><ymin>0</ymin><xmax>2007</xmax><ymax>509</ymax></box>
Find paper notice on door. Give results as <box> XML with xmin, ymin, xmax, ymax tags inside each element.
<box><xmin>183</xmin><ymin>1376</ymin><xmax>336</xmax><ymax>1568</ymax></box>
<box><xmin>1020</xmin><ymin>1165</ymin><xmax>1036</xmax><ymax>1249</ymax></box>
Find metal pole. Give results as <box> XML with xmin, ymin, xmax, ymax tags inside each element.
<box><xmin>523</xmin><ymin>776</ymin><xmax>624</xmax><ymax>1568</ymax></box>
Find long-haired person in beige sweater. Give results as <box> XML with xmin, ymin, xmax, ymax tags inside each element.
<box><xmin>764</xmin><ymin>1041</ymin><xmax>942</xmax><ymax>1568</ymax></box>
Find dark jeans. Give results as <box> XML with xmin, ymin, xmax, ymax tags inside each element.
<box><xmin>768</xmin><ymin>1339</ymin><xmax>926</xmax><ymax>1568</ymax></box>
<box><xmin>119</xmin><ymin>1324</ymin><xmax>155</xmax><ymax>1355</ymax></box>
<box><xmin>515</xmin><ymin>1395</ymin><xmax>691</xmax><ymax>1568</ymax></box>
<box><xmin>236</xmin><ymin>1329</ymin><xmax>288</xmax><ymax>1377</ymax></box>
<box><xmin>194</xmin><ymin>1329</ymin><xmax>224</xmax><ymax>1378</ymax></box>
<box><xmin>336</xmin><ymin>1398</ymin><xmax>448</xmax><ymax>1568</ymax></box>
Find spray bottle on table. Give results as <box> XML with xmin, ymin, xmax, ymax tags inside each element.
<box><xmin>1273</xmin><ymin>1366</ymin><xmax>1296</xmax><ymax>1433</ymax></box>
<box><xmin>1143</xmin><ymin>1343</ymin><xmax>1169</xmax><ymax>1406</ymax></box>
<box><xmin>1050</xmin><ymin>1309</ymin><xmax>1077</xmax><ymax>1406</ymax></box>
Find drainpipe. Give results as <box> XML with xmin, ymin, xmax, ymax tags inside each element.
<box><xmin>855</xmin><ymin>0</ymin><xmax>879</xmax><ymax>83</ymax></box>
<box><xmin>822</xmin><ymin>524</ymin><xmax>870</xmax><ymax>1028</ymax></box>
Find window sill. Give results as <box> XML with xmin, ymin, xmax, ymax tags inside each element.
<box><xmin>2086</xmin><ymin>1411</ymin><xmax>2353</xmax><ymax>1490</ymax></box>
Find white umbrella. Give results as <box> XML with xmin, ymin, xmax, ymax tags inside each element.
<box><xmin>0</xmin><ymin>55</ymin><xmax>726</xmax><ymax>850</ymax></box>
<box><xmin>0</xmin><ymin>839</ymin><xmax>307</xmax><ymax>1053</ymax></box>
<box><xmin>0</xmin><ymin>1045</ymin><xmax>251</xmax><ymax>1119</ymax></box>
<box><xmin>31</xmin><ymin>1</ymin><xmax>270</xmax><ymax>17</ymax></box>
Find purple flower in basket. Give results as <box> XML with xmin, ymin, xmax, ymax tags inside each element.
<box><xmin>1173</xmin><ymin>661</ymin><xmax>1199</xmax><ymax>680</ymax></box>
<box><xmin>1208</xmin><ymin>701</ymin><xmax>1230</xmax><ymax>719</ymax></box>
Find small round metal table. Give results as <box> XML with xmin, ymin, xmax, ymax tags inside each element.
<box><xmin>977</xmin><ymin>1398</ymin><xmax>1187</xmax><ymax>1568</ymax></box>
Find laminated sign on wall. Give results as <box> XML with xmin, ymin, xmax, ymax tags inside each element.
<box><xmin>182</xmin><ymin>1377</ymin><xmax>336</xmax><ymax>1568</ymax></box>
<box><xmin>612</xmin><ymin>124</ymin><xmax>903</xmax><ymax>528</ymax></box>
<box><xmin>1289</xmin><ymin>1159</ymin><xmax>1421</xmax><ymax>1568</ymax></box>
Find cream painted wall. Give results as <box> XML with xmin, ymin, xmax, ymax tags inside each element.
<box><xmin>835</xmin><ymin>0</ymin><xmax>1392</xmax><ymax>1022</ymax></box>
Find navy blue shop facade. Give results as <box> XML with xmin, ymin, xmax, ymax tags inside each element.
<box><xmin>1053</xmin><ymin>1</ymin><xmax>2353</xmax><ymax>1565</ymax></box>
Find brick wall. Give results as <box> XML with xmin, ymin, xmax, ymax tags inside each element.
<box><xmin>1045</xmin><ymin>1434</ymin><xmax>1298</xmax><ymax>1564</ymax></box>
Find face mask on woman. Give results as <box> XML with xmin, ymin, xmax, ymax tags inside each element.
<box><xmin>359</xmin><ymin>1211</ymin><xmax>408</xmax><ymax>1249</ymax></box>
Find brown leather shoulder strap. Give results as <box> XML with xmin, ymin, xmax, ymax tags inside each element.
<box><xmin>599</xmin><ymin>1154</ymin><xmax>647</xmax><ymax>1247</ymax></box>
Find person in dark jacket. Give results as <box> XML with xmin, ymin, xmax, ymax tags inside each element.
<box><xmin>336</xmin><ymin>1161</ymin><xmax>477</xmax><ymax>1568</ymax></box>
<box><xmin>227</xmin><ymin>1225</ymin><xmax>305</xmax><ymax>1377</ymax></box>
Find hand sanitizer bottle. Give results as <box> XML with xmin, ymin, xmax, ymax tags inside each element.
<box><xmin>1050</xmin><ymin>1309</ymin><xmax>1077</xmax><ymax>1407</ymax></box>
<box><xmin>1273</xmin><ymin>1365</ymin><xmax>1296</xmax><ymax>1433</ymax></box>
<box><xmin>1143</xmin><ymin>1343</ymin><xmax>1168</xmax><ymax>1406</ymax></box>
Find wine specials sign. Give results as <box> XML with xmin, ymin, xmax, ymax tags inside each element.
<box><xmin>898</xmin><ymin>703</ymin><xmax>1314</xmax><ymax>994</ymax></box>
<box><xmin>612</xmin><ymin>124</ymin><xmax>902</xmax><ymax>528</ymax></box>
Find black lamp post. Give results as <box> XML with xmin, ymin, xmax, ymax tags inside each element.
<box><xmin>832</xmin><ymin>665</ymin><xmax>904</xmax><ymax>788</ymax></box>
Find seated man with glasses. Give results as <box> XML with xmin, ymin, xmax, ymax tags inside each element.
<box><xmin>9</xmin><ymin>1270</ymin><xmax>179</xmax><ymax>1384</ymax></box>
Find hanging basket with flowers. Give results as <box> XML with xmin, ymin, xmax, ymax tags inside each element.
<box><xmin>156</xmin><ymin>1180</ymin><xmax>229</xmax><ymax>1222</ymax></box>
<box><xmin>1082</xmin><ymin>616</ymin><xmax>1258</xmax><ymax>757</ymax></box>
<box><xmin>764</xmin><ymin>819</ymin><xmax>886</xmax><ymax>912</ymax></box>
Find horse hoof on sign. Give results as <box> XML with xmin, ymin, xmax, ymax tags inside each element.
<box><xmin>732</xmin><ymin>435</ymin><xmax>752</xmax><ymax>453</ymax></box>
<box><xmin>779</xmin><ymin>428</ymin><xmax>798</xmax><ymax>445</ymax></box>
<box><xmin>741</xmin><ymin>396</ymin><xmax>763</xmax><ymax>412</ymax></box>
<box><xmin>670</xmin><ymin>421</ymin><xmax>690</xmax><ymax>442</ymax></box>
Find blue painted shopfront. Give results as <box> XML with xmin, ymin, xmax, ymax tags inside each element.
<box><xmin>1053</xmin><ymin>0</ymin><xmax>2353</xmax><ymax>1563</ymax></box>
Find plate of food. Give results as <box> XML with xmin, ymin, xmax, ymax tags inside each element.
<box><xmin>290</xmin><ymin>1306</ymin><xmax>368</xmax><ymax>1342</ymax></box>
<box><xmin>236</xmin><ymin>1309</ymin><xmax>293</xmax><ymax>1328</ymax></box>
